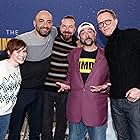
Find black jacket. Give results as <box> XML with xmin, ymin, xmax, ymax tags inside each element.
<box><xmin>105</xmin><ymin>27</ymin><xmax>140</xmax><ymax>98</ymax></box>
<box><xmin>0</xmin><ymin>50</ymin><xmax>8</xmax><ymax>60</ymax></box>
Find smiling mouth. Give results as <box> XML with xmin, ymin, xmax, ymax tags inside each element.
<box><xmin>18</xmin><ymin>57</ymin><xmax>26</xmax><ymax>60</ymax></box>
<box><xmin>104</xmin><ymin>27</ymin><xmax>110</xmax><ymax>31</ymax></box>
<box><xmin>42</xmin><ymin>29</ymin><xmax>49</xmax><ymax>31</ymax></box>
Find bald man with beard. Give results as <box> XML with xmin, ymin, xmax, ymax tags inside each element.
<box><xmin>8</xmin><ymin>10</ymin><xmax>58</xmax><ymax>140</ymax></box>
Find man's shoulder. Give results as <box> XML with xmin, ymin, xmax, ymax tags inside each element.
<box><xmin>121</xmin><ymin>28</ymin><xmax>140</xmax><ymax>37</ymax></box>
<box><xmin>68</xmin><ymin>48</ymin><xmax>82</xmax><ymax>57</ymax></box>
<box><xmin>18</xmin><ymin>30</ymin><xmax>34</xmax><ymax>36</ymax></box>
<box><xmin>123</xmin><ymin>28</ymin><xmax>139</xmax><ymax>32</ymax></box>
<box><xmin>50</xmin><ymin>26</ymin><xmax>58</xmax><ymax>37</ymax></box>
<box><xmin>70</xmin><ymin>47</ymin><xmax>81</xmax><ymax>53</ymax></box>
<box><xmin>16</xmin><ymin>30</ymin><xmax>35</xmax><ymax>40</ymax></box>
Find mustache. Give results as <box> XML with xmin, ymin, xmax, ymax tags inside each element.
<box><xmin>62</xmin><ymin>31</ymin><xmax>72</xmax><ymax>34</ymax></box>
<box><xmin>85</xmin><ymin>37</ymin><xmax>93</xmax><ymax>41</ymax></box>
<box><xmin>80</xmin><ymin>37</ymin><xmax>96</xmax><ymax>46</ymax></box>
<box><xmin>40</xmin><ymin>27</ymin><xmax>50</xmax><ymax>30</ymax></box>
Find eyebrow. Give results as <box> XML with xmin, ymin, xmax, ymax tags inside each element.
<box><xmin>38</xmin><ymin>18</ymin><xmax>52</xmax><ymax>21</ymax></box>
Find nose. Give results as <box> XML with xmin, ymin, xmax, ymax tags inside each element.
<box><xmin>103</xmin><ymin>23</ymin><xmax>108</xmax><ymax>28</ymax></box>
<box><xmin>43</xmin><ymin>22</ymin><xmax>48</xmax><ymax>28</ymax></box>
<box><xmin>64</xmin><ymin>26</ymin><xmax>69</xmax><ymax>32</ymax></box>
<box><xmin>84</xmin><ymin>32</ymin><xmax>90</xmax><ymax>37</ymax></box>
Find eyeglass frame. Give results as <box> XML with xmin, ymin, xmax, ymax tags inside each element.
<box><xmin>98</xmin><ymin>19</ymin><xmax>112</xmax><ymax>28</ymax></box>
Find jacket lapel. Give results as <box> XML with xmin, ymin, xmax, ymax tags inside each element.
<box><xmin>75</xmin><ymin>48</ymin><xmax>85</xmax><ymax>86</ymax></box>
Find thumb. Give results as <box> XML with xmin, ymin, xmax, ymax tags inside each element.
<box><xmin>56</xmin><ymin>82</ymin><xmax>61</xmax><ymax>86</ymax></box>
<box><xmin>125</xmin><ymin>90</ymin><xmax>130</xmax><ymax>97</ymax></box>
<box><xmin>107</xmin><ymin>83</ymin><xmax>111</xmax><ymax>86</ymax></box>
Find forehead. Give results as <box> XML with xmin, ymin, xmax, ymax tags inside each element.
<box><xmin>97</xmin><ymin>12</ymin><xmax>114</xmax><ymax>22</ymax></box>
<box><xmin>61</xmin><ymin>18</ymin><xmax>75</xmax><ymax>26</ymax></box>
<box><xmin>36</xmin><ymin>12</ymin><xmax>52</xmax><ymax>21</ymax></box>
<box><xmin>80</xmin><ymin>27</ymin><xmax>94</xmax><ymax>33</ymax></box>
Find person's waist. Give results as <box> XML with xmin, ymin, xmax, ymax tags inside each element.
<box><xmin>44</xmin><ymin>85</ymin><xmax>58</xmax><ymax>92</ymax></box>
<box><xmin>21</xmin><ymin>84</ymin><xmax>44</xmax><ymax>89</ymax></box>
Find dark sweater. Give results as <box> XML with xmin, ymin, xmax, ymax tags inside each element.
<box><xmin>20</xmin><ymin>57</ymin><xmax>51</xmax><ymax>88</ymax></box>
<box><xmin>105</xmin><ymin>27</ymin><xmax>140</xmax><ymax>99</ymax></box>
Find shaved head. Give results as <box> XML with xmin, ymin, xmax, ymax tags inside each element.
<box><xmin>35</xmin><ymin>10</ymin><xmax>53</xmax><ymax>21</ymax></box>
<box><xmin>33</xmin><ymin>10</ymin><xmax>53</xmax><ymax>37</ymax></box>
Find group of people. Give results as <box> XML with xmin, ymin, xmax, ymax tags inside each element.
<box><xmin>0</xmin><ymin>8</ymin><xmax>140</xmax><ymax>140</ymax></box>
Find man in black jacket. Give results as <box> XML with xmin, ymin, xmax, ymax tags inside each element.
<box><xmin>96</xmin><ymin>9</ymin><xmax>140</xmax><ymax>140</ymax></box>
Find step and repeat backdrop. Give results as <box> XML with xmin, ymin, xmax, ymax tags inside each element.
<box><xmin>0</xmin><ymin>0</ymin><xmax>140</xmax><ymax>49</ymax></box>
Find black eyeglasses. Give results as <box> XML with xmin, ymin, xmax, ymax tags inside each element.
<box><xmin>98</xmin><ymin>19</ymin><xmax>112</xmax><ymax>28</ymax></box>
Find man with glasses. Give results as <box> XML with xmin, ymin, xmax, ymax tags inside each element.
<box><xmin>96</xmin><ymin>9</ymin><xmax>140</xmax><ymax>140</ymax></box>
<box><xmin>98</xmin><ymin>19</ymin><xmax>112</xmax><ymax>29</ymax></box>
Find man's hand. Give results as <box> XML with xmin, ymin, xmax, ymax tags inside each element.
<box><xmin>56</xmin><ymin>82</ymin><xmax>70</xmax><ymax>93</ymax></box>
<box><xmin>125</xmin><ymin>88</ymin><xmax>140</xmax><ymax>102</ymax></box>
<box><xmin>90</xmin><ymin>83</ymin><xmax>111</xmax><ymax>93</ymax></box>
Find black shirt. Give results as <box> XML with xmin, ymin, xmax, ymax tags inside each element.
<box><xmin>20</xmin><ymin>57</ymin><xmax>51</xmax><ymax>88</ymax></box>
<box><xmin>79</xmin><ymin>49</ymin><xmax>98</xmax><ymax>83</ymax></box>
<box><xmin>105</xmin><ymin>27</ymin><xmax>140</xmax><ymax>99</ymax></box>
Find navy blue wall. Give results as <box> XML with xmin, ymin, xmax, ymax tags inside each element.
<box><xmin>0</xmin><ymin>0</ymin><xmax>139</xmax><ymax>44</ymax></box>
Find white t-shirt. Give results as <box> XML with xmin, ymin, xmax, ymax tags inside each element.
<box><xmin>0</xmin><ymin>59</ymin><xmax>21</xmax><ymax>116</ymax></box>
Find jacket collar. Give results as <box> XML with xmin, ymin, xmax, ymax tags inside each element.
<box><xmin>107</xmin><ymin>26</ymin><xmax>120</xmax><ymax>41</ymax></box>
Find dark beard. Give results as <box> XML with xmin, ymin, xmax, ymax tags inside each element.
<box><xmin>60</xmin><ymin>32</ymin><xmax>72</xmax><ymax>41</ymax></box>
<box><xmin>39</xmin><ymin>30</ymin><xmax>51</xmax><ymax>37</ymax></box>
<box><xmin>36</xmin><ymin>27</ymin><xmax>51</xmax><ymax>37</ymax></box>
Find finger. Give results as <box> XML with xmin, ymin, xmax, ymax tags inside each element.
<box><xmin>90</xmin><ymin>89</ymin><xmax>98</xmax><ymax>93</ymax></box>
<box><xmin>107</xmin><ymin>83</ymin><xmax>111</xmax><ymax>86</ymax></box>
<box><xmin>100</xmin><ymin>90</ymin><xmax>107</xmax><ymax>94</ymax></box>
<box><xmin>90</xmin><ymin>86</ymin><xmax>97</xmax><ymax>89</ymax></box>
<box><xmin>58</xmin><ymin>89</ymin><xmax>61</xmax><ymax>92</ymax></box>
<box><xmin>58</xmin><ymin>87</ymin><xmax>64</xmax><ymax>93</ymax></box>
<box><xmin>125</xmin><ymin>91</ymin><xmax>130</xmax><ymax>97</ymax></box>
<box><xmin>132</xmin><ymin>97</ymin><xmax>140</xmax><ymax>102</ymax></box>
<box><xmin>56</xmin><ymin>82</ymin><xmax>61</xmax><ymax>86</ymax></box>
<box><xmin>132</xmin><ymin>98</ymin><xmax>138</xmax><ymax>102</ymax></box>
<box><xmin>127</xmin><ymin>96</ymin><xmax>135</xmax><ymax>102</ymax></box>
<box><xmin>100</xmin><ymin>85</ymin><xmax>108</xmax><ymax>90</ymax></box>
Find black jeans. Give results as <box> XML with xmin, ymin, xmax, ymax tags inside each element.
<box><xmin>8</xmin><ymin>88</ymin><xmax>43</xmax><ymax>140</ymax></box>
<box><xmin>110</xmin><ymin>98</ymin><xmax>140</xmax><ymax>140</ymax></box>
<box><xmin>42</xmin><ymin>90</ymin><xmax>68</xmax><ymax>140</ymax></box>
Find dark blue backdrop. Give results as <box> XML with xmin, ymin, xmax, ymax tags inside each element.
<box><xmin>0</xmin><ymin>0</ymin><xmax>139</xmax><ymax>45</ymax></box>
